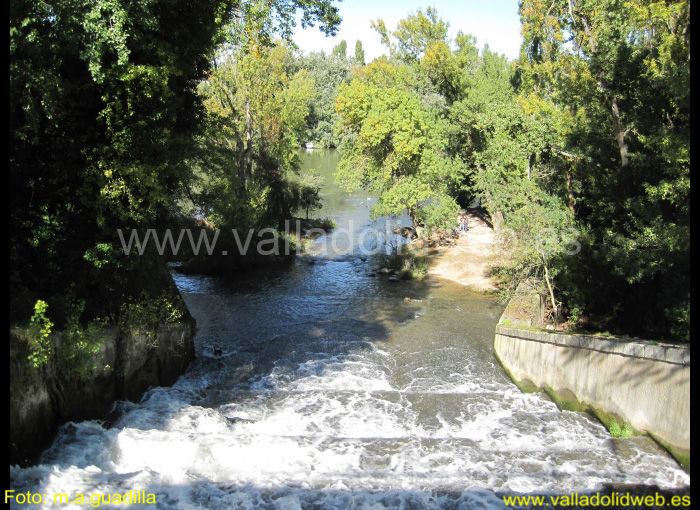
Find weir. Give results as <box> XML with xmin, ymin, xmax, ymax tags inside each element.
<box><xmin>9</xmin><ymin>150</ymin><xmax>689</xmax><ymax>508</ymax></box>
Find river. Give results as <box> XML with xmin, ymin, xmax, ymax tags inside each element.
<box><xmin>9</xmin><ymin>150</ymin><xmax>689</xmax><ymax>508</ymax></box>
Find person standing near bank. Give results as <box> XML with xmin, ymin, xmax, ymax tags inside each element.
<box><xmin>458</xmin><ymin>211</ymin><xmax>468</xmax><ymax>233</ymax></box>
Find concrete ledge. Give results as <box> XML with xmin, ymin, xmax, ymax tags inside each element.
<box><xmin>496</xmin><ymin>326</ymin><xmax>690</xmax><ymax>366</ymax></box>
<box><xmin>494</xmin><ymin>282</ymin><xmax>690</xmax><ymax>471</ymax></box>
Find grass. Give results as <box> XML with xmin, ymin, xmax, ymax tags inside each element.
<box><xmin>375</xmin><ymin>248</ymin><xmax>430</xmax><ymax>280</ymax></box>
<box><xmin>609</xmin><ymin>420</ymin><xmax>634</xmax><ymax>438</ymax></box>
<box><xmin>404</xmin><ymin>256</ymin><xmax>429</xmax><ymax>279</ymax></box>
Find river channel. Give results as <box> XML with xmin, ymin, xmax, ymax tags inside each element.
<box><xmin>9</xmin><ymin>150</ymin><xmax>689</xmax><ymax>508</ymax></box>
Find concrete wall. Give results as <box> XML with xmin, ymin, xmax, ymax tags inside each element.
<box><xmin>10</xmin><ymin>319</ymin><xmax>195</xmax><ymax>466</ymax></box>
<box><xmin>494</xmin><ymin>283</ymin><xmax>690</xmax><ymax>468</ymax></box>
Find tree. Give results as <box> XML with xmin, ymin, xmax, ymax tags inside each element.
<box><xmin>293</xmin><ymin>49</ymin><xmax>353</xmax><ymax>147</ymax></box>
<box><xmin>297</xmin><ymin>170</ymin><xmax>325</xmax><ymax>219</ymax></box>
<box><xmin>197</xmin><ymin>40</ymin><xmax>315</xmax><ymax>230</ymax></box>
<box><xmin>354</xmin><ymin>40</ymin><xmax>365</xmax><ymax>65</ymax></box>
<box><xmin>517</xmin><ymin>0</ymin><xmax>690</xmax><ymax>340</ymax></box>
<box><xmin>10</xmin><ymin>0</ymin><xmax>235</xmax><ymax>323</ymax></box>
<box><xmin>372</xmin><ymin>6</ymin><xmax>450</xmax><ymax>62</ymax></box>
<box><xmin>335</xmin><ymin>58</ymin><xmax>463</xmax><ymax>227</ymax></box>
<box><xmin>444</xmin><ymin>48</ymin><xmax>575</xmax><ymax>320</ymax></box>
<box><xmin>10</xmin><ymin>0</ymin><xmax>342</xmax><ymax>323</ymax></box>
<box><xmin>332</xmin><ymin>39</ymin><xmax>347</xmax><ymax>58</ymax></box>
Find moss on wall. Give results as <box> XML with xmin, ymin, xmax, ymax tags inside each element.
<box><xmin>10</xmin><ymin>316</ymin><xmax>195</xmax><ymax>467</ymax></box>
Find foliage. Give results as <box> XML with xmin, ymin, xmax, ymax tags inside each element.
<box><xmin>331</xmin><ymin>39</ymin><xmax>347</xmax><ymax>58</ymax></box>
<box><xmin>293</xmin><ymin>169</ymin><xmax>325</xmax><ymax>219</ymax></box>
<box><xmin>10</xmin><ymin>0</ymin><xmax>238</xmax><ymax>323</ymax></box>
<box><xmin>516</xmin><ymin>0</ymin><xmax>690</xmax><ymax>340</ymax></box>
<box><xmin>608</xmin><ymin>419</ymin><xmax>634</xmax><ymax>439</ymax></box>
<box><xmin>334</xmin><ymin>57</ymin><xmax>464</xmax><ymax>227</ymax></box>
<box><xmin>11</xmin><ymin>0</ymin><xmax>689</xmax><ymax>346</ymax></box>
<box><xmin>340</xmin><ymin>3</ymin><xmax>689</xmax><ymax>341</ymax></box>
<box><xmin>195</xmin><ymin>39</ymin><xmax>316</xmax><ymax>237</ymax></box>
<box><xmin>354</xmin><ymin>40</ymin><xmax>365</xmax><ymax>66</ymax></box>
<box><xmin>118</xmin><ymin>291</ymin><xmax>186</xmax><ymax>343</ymax></box>
<box><xmin>376</xmin><ymin>244</ymin><xmax>428</xmax><ymax>281</ymax></box>
<box><xmin>58</xmin><ymin>300</ymin><xmax>109</xmax><ymax>376</ymax></box>
<box><xmin>293</xmin><ymin>49</ymin><xmax>354</xmax><ymax>147</ymax></box>
<box><xmin>416</xmin><ymin>196</ymin><xmax>461</xmax><ymax>233</ymax></box>
<box><xmin>372</xmin><ymin>6</ymin><xmax>449</xmax><ymax>62</ymax></box>
<box><xmin>404</xmin><ymin>256</ymin><xmax>429</xmax><ymax>280</ymax></box>
<box><xmin>26</xmin><ymin>300</ymin><xmax>53</xmax><ymax>368</ymax></box>
<box><xmin>11</xmin><ymin>0</ymin><xmax>342</xmax><ymax>325</ymax></box>
<box><xmin>214</xmin><ymin>0</ymin><xmax>341</xmax><ymax>53</ymax></box>
<box><xmin>494</xmin><ymin>182</ymin><xmax>577</xmax><ymax>323</ymax></box>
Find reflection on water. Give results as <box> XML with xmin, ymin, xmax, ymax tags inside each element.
<box><xmin>9</xmin><ymin>150</ymin><xmax>689</xmax><ymax>508</ymax></box>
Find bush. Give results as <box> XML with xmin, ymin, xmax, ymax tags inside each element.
<box><xmin>26</xmin><ymin>300</ymin><xmax>53</xmax><ymax>368</ymax></box>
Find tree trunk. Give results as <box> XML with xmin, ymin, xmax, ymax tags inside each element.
<box><xmin>610</xmin><ymin>95</ymin><xmax>629</xmax><ymax>169</ymax></box>
<box><xmin>566</xmin><ymin>170</ymin><xmax>576</xmax><ymax>214</ymax></box>
<box><xmin>236</xmin><ymin>133</ymin><xmax>246</xmax><ymax>191</ymax></box>
<box><xmin>542</xmin><ymin>260</ymin><xmax>560</xmax><ymax>326</ymax></box>
<box><xmin>245</xmin><ymin>98</ymin><xmax>252</xmax><ymax>184</ymax></box>
<box><xmin>574</xmin><ymin>3</ymin><xmax>630</xmax><ymax>171</ymax></box>
<box><xmin>492</xmin><ymin>210</ymin><xmax>504</xmax><ymax>232</ymax></box>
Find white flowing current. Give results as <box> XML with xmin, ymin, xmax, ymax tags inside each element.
<box><xmin>9</xmin><ymin>255</ymin><xmax>690</xmax><ymax>509</ymax></box>
<box><xmin>9</xmin><ymin>154</ymin><xmax>690</xmax><ymax>508</ymax></box>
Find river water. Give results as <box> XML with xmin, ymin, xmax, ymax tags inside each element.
<box><xmin>9</xmin><ymin>150</ymin><xmax>689</xmax><ymax>508</ymax></box>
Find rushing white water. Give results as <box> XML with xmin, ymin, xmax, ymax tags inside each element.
<box><xmin>9</xmin><ymin>152</ymin><xmax>689</xmax><ymax>508</ymax></box>
<box><xmin>9</xmin><ymin>260</ymin><xmax>690</xmax><ymax>509</ymax></box>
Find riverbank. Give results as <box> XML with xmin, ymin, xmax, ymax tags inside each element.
<box><xmin>494</xmin><ymin>281</ymin><xmax>690</xmax><ymax>472</ymax></box>
<box><xmin>10</xmin><ymin>286</ymin><xmax>196</xmax><ymax>467</ymax></box>
<box><xmin>174</xmin><ymin>217</ymin><xmax>337</xmax><ymax>276</ymax></box>
<box><xmin>422</xmin><ymin>209</ymin><xmax>498</xmax><ymax>292</ymax></box>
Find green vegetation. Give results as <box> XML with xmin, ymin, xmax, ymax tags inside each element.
<box><xmin>11</xmin><ymin>0</ymin><xmax>341</xmax><ymax>351</ymax></box>
<box><xmin>26</xmin><ymin>301</ymin><xmax>53</xmax><ymax>368</ymax></box>
<box><xmin>11</xmin><ymin>0</ymin><xmax>689</xmax><ymax>360</ymax></box>
<box><xmin>514</xmin><ymin>0</ymin><xmax>690</xmax><ymax>340</ymax></box>
<box><xmin>118</xmin><ymin>292</ymin><xmax>186</xmax><ymax>344</ymax></box>
<box><xmin>609</xmin><ymin>420</ymin><xmax>635</xmax><ymax>439</ymax></box>
<box><xmin>648</xmin><ymin>432</ymin><xmax>690</xmax><ymax>473</ymax></box>
<box><xmin>58</xmin><ymin>300</ymin><xmax>109</xmax><ymax>376</ymax></box>
<box><xmin>335</xmin><ymin>58</ymin><xmax>463</xmax><ymax>227</ymax></box>
<box><xmin>375</xmin><ymin>244</ymin><xmax>430</xmax><ymax>281</ymax></box>
<box><xmin>291</xmin><ymin>42</ymin><xmax>359</xmax><ymax>148</ymax></box>
<box><xmin>332</xmin><ymin>3</ymin><xmax>689</xmax><ymax>342</ymax></box>
<box><xmin>194</xmin><ymin>38</ymin><xmax>315</xmax><ymax>229</ymax></box>
<box><xmin>593</xmin><ymin>408</ymin><xmax>639</xmax><ymax>440</ymax></box>
<box><xmin>405</xmin><ymin>256</ymin><xmax>429</xmax><ymax>280</ymax></box>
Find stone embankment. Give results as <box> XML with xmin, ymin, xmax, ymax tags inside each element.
<box><xmin>10</xmin><ymin>315</ymin><xmax>196</xmax><ymax>466</ymax></box>
<box><xmin>494</xmin><ymin>282</ymin><xmax>690</xmax><ymax>471</ymax></box>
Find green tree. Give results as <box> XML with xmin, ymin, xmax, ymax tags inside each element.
<box><xmin>10</xmin><ymin>0</ymin><xmax>235</xmax><ymax>323</ymax></box>
<box><xmin>372</xmin><ymin>6</ymin><xmax>450</xmax><ymax>62</ymax></box>
<box><xmin>296</xmin><ymin>169</ymin><xmax>325</xmax><ymax>219</ymax></box>
<box><xmin>197</xmin><ymin>40</ymin><xmax>315</xmax><ymax>229</ymax></box>
<box><xmin>518</xmin><ymin>0</ymin><xmax>690</xmax><ymax>340</ymax></box>
<box><xmin>293</xmin><ymin>49</ymin><xmax>353</xmax><ymax>147</ymax></box>
<box><xmin>10</xmin><ymin>0</ymin><xmax>341</xmax><ymax>323</ymax></box>
<box><xmin>354</xmin><ymin>40</ymin><xmax>365</xmax><ymax>65</ymax></box>
<box><xmin>335</xmin><ymin>58</ymin><xmax>463</xmax><ymax>227</ymax></box>
<box><xmin>332</xmin><ymin>39</ymin><xmax>347</xmax><ymax>58</ymax></box>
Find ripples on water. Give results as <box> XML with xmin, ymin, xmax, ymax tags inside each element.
<box><xmin>9</xmin><ymin>255</ymin><xmax>689</xmax><ymax>509</ymax></box>
<box><xmin>9</xmin><ymin>152</ymin><xmax>689</xmax><ymax>508</ymax></box>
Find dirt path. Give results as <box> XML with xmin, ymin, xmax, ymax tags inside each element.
<box><xmin>423</xmin><ymin>209</ymin><xmax>498</xmax><ymax>292</ymax></box>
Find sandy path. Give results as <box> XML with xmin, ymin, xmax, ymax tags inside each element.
<box><xmin>423</xmin><ymin>209</ymin><xmax>498</xmax><ymax>292</ymax></box>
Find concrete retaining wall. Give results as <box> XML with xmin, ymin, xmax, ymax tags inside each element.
<box><xmin>494</xmin><ymin>283</ymin><xmax>690</xmax><ymax>469</ymax></box>
<box><xmin>10</xmin><ymin>319</ymin><xmax>195</xmax><ymax>466</ymax></box>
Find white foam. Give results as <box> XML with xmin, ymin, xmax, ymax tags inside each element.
<box><xmin>9</xmin><ymin>268</ymin><xmax>690</xmax><ymax>509</ymax></box>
